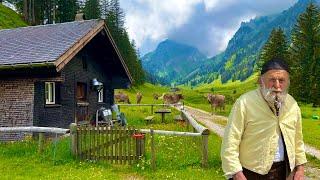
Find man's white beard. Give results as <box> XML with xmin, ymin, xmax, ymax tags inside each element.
<box><xmin>260</xmin><ymin>86</ymin><xmax>287</xmax><ymax>105</ymax></box>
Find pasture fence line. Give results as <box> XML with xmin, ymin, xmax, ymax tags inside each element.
<box><xmin>70</xmin><ymin>124</ymin><xmax>145</xmax><ymax>165</ymax></box>
<box><xmin>71</xmin><ymin>103</ymin><xmax>209</xmax><ymax>169</ymax></box>
<box><xmin>117</xmin><ymin>102</ymin><xmax>184</xmax><ymax>114</ymax></box>
<box><xmin>0</xmin><ymin>126</ymin><xmax>69</xmax><ymax>153</ymax></box>
<box><xmin>125</xmin><ymin>103</ymin><xmax>209</xmax><ymax>169</ymax></box>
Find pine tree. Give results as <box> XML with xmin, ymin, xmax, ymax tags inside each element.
<box><xmin>290</xmin><ymin>3</ymin><xmax>320</xmax><ymax>106</ymax></box>
<box><xmin>258</xmin><ymin>28</ymin><xmax>289</xmax><ymax>69</ymax></box>
<box><xmin>56</xmin><ymin>0</ymin><xmax>78</xmax><ymax>23</ymax></box>
<box><xmin>104</xmin><ymin>0</ymin><xmax>145</xmax><ymax>85</ymax></box>
<box><xmin>84</xmin><ymin>0</ymin><xmax>100</xmax><ymax>20</ymax></box>
<box><xmin>100</xmin><ymin>0</ymin><xmax>111</xmax><ymax>19</ymax></box>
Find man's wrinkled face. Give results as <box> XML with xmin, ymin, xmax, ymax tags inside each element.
<box><xmin>259</xmin><ymin>70</ymin><xmax>290</xmax><ymax>103</ymax></box>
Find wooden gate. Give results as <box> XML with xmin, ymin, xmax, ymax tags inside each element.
<box><xmin>71</xmin><ymin>125</ymin><xmax>145</xmax><ymax>164</ymax></box>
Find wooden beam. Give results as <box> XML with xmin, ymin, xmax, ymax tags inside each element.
<box><xmin>150</xmin><ymin>129</ymin><xmax>156</xmax><ymax>171</ymax></box>
<box><xmin>102</xmin><ymin>24</ymin><xmax>133</xmax><ymax>83</ymax></box>
<box><xmin>54</xmin><ymin>20</ymin><xmax>105</xmax><ymax>71</ymax></box>
<box><xmin>0</xmin><ymin>126</ymin><xmax>69</xmax><ymax>134</ymax></box>
<box><xmin>201</xmin><ymin>135</ymin><xmax>209</xmax><ymax>168</ymax></box>
<box><xmin>117</xmin><ymin>103</ymin><xmax>170</xmax><ymax>107</ymax></box>
<box><xmin>140</xmin><ymin>129</ymin><xmax>202</xmax><ymax>137</ymax></box>
<box><xmin>181</xmin><ymin>110</ymin><xmax>210</xmax><ymax>135</ymax></box>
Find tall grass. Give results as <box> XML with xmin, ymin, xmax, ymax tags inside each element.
<box><xmin>2</xmin><ymin>77</ymin><xmax>319</xmax><ymax>178</ymax></box>
<box><xmin>0</xmin><ymin>103</ymin><xmax>225</xmax><ymax>179</ymax></box>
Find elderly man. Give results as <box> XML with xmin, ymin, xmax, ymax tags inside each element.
<box><xmin>221</xmin><ymin>58</ymin><xmax>307</xmax><ymax>180</ymax></box>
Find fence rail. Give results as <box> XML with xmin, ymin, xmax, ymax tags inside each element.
<box><xmin>117</xmin><ymin>103</ymin><xmax>183</xmax><ymax>114</ymax></box>
<box><xmin>0</xmin><ymin>126</ymin><xmax>69</xmax><ymax>153</ymax></box>
<box><xmin>0</xmin><ymin>126</ymin><xmax>69</xmax><ymax>134</ymax></box>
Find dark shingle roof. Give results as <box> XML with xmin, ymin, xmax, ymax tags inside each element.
<box><xmin>0</xmin><ymin>20</ymin><xmax>100</xmax><ymax>65</ymax></box>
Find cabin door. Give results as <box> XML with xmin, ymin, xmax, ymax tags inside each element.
<box><xmin>75</xmin><ymin>82</ymin><xmax>89</xmax><ymax>123</ymax></box>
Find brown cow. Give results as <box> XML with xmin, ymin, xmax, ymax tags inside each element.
<box><xmin>207</xmin><ymin>93</ymin><xmax>225</xmax><ymax>113</ymax></box>
<box><xmin>153</xmin><ymin>93</ymin><xmax>160</xmax><ymax>100</ymax></box>
<box><xmin>163</xmin><ymin>93</ymin><xmax>183</xmax><ymax>104</ymax></box>
<box><xmin>136</xmin><ymin>92</ymin><xmax>142</xmax><ymax>104</ymax></box>
<box><xmin>114</xmin><ymin>92</ymin><xmax>130</xmax><ymax>104</ymax></box>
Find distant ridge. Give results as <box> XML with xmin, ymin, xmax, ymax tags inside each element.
<box><xmin>141</xmin><ymin>39</ymin><xmax>207</xmax><ymax>84</ymax></box>
<box><xmin>180</xmin><ymin>0</ymin><xmax>314</xmax><ymax>85</ymax></box>
<box><xmin>142</xmin><ymin>0</ymin><xmax>316</xmax><ymax>86</ymax></box>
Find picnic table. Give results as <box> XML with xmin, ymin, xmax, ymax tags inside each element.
<box><xmin>154</xmin><ymin>108</ymin><xmax>171</xmax><ymax>123</ymax></box>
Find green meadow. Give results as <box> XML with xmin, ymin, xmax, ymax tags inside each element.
<box><xmin>1</xmin><ymin>75</ymin><xmax>320</xmax><ymax>179</ymax></box>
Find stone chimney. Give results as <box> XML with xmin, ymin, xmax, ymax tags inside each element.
<box><xmin>75</xmin><ymin>13</ymin><xmax>85</xmax><ymax>21</ymax></box>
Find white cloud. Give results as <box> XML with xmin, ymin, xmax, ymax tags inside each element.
<box><xmin>121</xmin><ymin>0</ymin><xmax>200</xmax><ymax>49</ymax></box>
<box><xmin>121</xmin><ymin>0</ymin><xmax>297</xmax><ymax>56</ymax></box>
<box><xmin>209</xmin><ymin>13</ymin><xmax>256</xmax><ymax>53</ymax></box>
<box><xmin>202</xmin><ymin>0</ymin><xmax>236</xmax><ymax>11</ymax></box>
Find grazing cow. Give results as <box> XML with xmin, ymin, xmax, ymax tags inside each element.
<box><xmin>163</xmin><ymin>93</ymin><xmax>184</xmax><ymax>104</ymax></box>
<box><xmin>207</xmin><ymin>93</ymin><xmax>225</xmax><ymax>113</ymax></box>
<box><xmin>114</xmin><ymin>92</ymin><xmax>130</xmax><ymax>104</ymax></box>
<box><xmin>136</xmin><ymin>92</ymin><xmax>142</xmax><ymax>104</ymax></box>
<box><xmin>153</xmin><ymin>93</ymin><xmax>160</xmax><ymax>100</ymax></box>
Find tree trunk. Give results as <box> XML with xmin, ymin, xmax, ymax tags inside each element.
<box><xmin>32</xmin><ymin>0</ymin><xmax>35</xmax><ymax>25</ymax></box>
<box><xmin>23</xmin><ymin>0</ymin><xmax>28</xmax><ymax>23</ymax></box>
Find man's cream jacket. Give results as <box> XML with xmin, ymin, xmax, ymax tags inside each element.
<box><xmin>221</xmin><ymin>89</ymin><xmax>307</xmax><ymax>176</ymax></box>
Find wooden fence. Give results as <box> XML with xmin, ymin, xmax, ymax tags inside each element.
<box><xmin>116</xmin><ymin>103</ymin><xmax>209</xmax><ymax>168</ymax></box>
<box><xmin>117</xmin><ymin>103</ymin><xmax>183</xmax><ymax>114</ymax></box>
<box><xmin>70</xmin><ymin>124</ymin><xmax>145</xmax><ymax>164</ymax></box>
<box><xmin>0</xmin><ymin>126</ymin><xmax>69</xmax><ymax>153</ymax></box>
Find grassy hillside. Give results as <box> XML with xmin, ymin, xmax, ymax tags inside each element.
<box><xmin>1</xmin><ymin>76</ymin><xmax>319</xmax><ymax>178</ymax></box>
<box><xmin>122</xmin><ymin>74</ymin><xmax>320</xmax><ymax>150</ymax></box>
<box><xmin>0</xmin><ymin>4</ymin><xmax>27</xmax><ymax>29</ymax></box>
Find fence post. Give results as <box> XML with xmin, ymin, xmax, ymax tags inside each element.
<box><xmin>201</xmin><ymin>134</ymin><xmax>209</xmax><ymax>168</ymax></box>
<box><xmin>142</xmin><ymin>133</ymin><xmax>146</xmax><ymax>157</ymax></box>
<box><xmin>150</xmin><ymin>129</ymin><xmax>156</xmax><ymax>171</ymax></box>
<box><xmin>151</xmin><ymin>105</ymin><xmax>154</xmax><ymax>114</ymax></box>
<box><xmin>38</xmin><ymin>133</ymin><xmax>45</xmax><ymax>154</ymax></box>
<box><xmin>70</xmin><ymin>123</ymin><xmax>78</xmax><ymax>157</ymax></box>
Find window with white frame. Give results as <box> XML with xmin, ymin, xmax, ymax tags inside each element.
<box><xmin>45</xmin><ymin>82</ymin><xmax>55</xmax><ymax>104</ymax></box>
<box><xmin>98</xmin><ymin>88</ymin><xmax>104</xmax><ymax>102</ymax></box>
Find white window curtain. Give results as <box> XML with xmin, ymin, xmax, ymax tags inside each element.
<box><xmin>45</xmin><ymin>82</ymin><xmax>55</xmax><ymax>104</ymax></box>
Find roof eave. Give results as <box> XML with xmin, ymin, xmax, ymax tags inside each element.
<box><xmin>52</xmin><ymin>19</ymin><xmax>133</xmax><ymax>84</ymax></box>
<box><xmin>54</xmin><ymin>20</ymin><xmax>105</xmax><ymax>72</ymax></box>
<box><xmin>102</xmin><ymin>24</ymin><xmax>134</xmax><ymax>84</ymax></box>
<box><xmin>0</xmin><ymin>62</ymin><xmax>56</xmax><ymax>71</ymax></box>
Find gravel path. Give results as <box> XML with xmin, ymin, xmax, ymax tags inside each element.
<box><xmin>183</xmin><ymin>105</ymin><xmax>320</xmax><ymax>179</ymax></box>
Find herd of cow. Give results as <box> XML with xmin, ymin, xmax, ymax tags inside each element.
<box><xmin>114</xmin><ymin>92</ymin><xmax>226</xmax><ymax>112</ymax></box>
<box><xmin>114</xmin><ymin>92</ymin><xmax>184</xmax><ymax>104</ymax></box>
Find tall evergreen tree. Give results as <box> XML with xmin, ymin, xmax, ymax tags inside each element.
<box><xmin>104</xmin><ymin>0</ymin><xmax>145</xmax><ymax>85</ymax></box>
<box><xmin>100</xmin><ymin>0</ymin><xmax>111</xmax><ymax>19</ymax></box>
<box><xmin>258</xmin><ymin>28</ymin><xmax>289</xmax><ymax>70</ymax></box>
<box><xmin>56</xmin><ymin>0</ymin><xmax>78</xmax><ymax>23</ymax></box>
<box><xmin>290</xmin><ymin>3</ymin><xmax>320</xmax><ymax>106</ymax></box>
<box><xmin>84</xmin><ymin>0</ymin><xmax>100</xmax><ymax>19</ymax></box>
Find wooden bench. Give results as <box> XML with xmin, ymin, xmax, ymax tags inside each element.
<box><xmin>144</xmin><ymin>115</ymin><xmax>155</xmax><ymax>124</ymax></box>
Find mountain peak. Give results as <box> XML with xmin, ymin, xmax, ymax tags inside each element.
<box><xmin>141</xmin><ymin>39</ymin><xmax>207</xmax><ymax>84</ymax></box>
<box><xmin>156</xmin><ymin>39</ymin><xmax>197</xmax><ymax>53</ymax></box>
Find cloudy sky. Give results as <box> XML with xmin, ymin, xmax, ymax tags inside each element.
<box><xmin>119</xmin><ymin>0</ymin><xmax>298</xmax><ymax>57</ymax></box>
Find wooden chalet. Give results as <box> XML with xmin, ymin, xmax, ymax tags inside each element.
<box><xmin>0</xmin><ymin>19</ymin><xmax>132</xmax><ymax>140</ymax></box>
